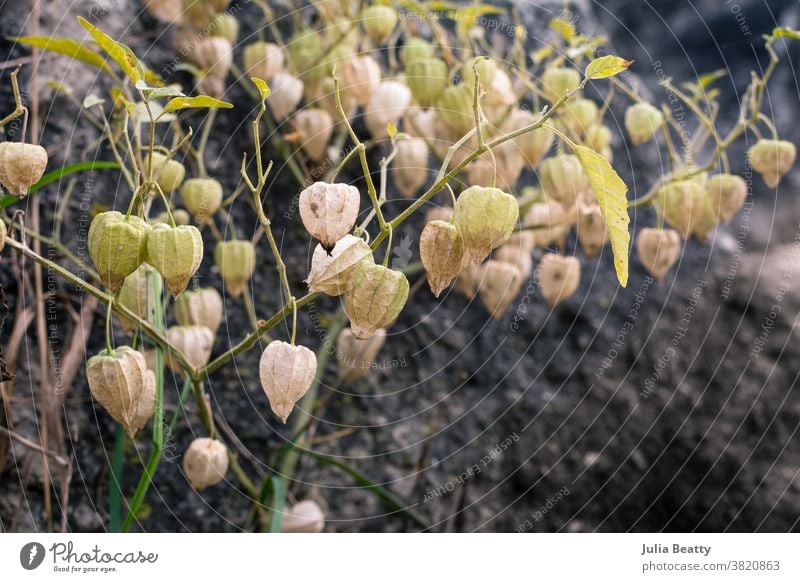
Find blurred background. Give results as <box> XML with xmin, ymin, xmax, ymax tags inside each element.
<box><xmin>1</xmin><ymin>0</ymin><xmax>799</xmax><ymax>532</ymax></box>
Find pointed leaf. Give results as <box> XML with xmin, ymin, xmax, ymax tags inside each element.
<box><xmin>585</xmin><ymin>55</ymin><xmax>633</xmax><ymax>80</ymax></box>
<box><xmin>160</xmin><ymin>96</ymin><xmax>233</xmax><ymax>115</ymax></box>
<box><xmin>11</xmin><ymin>36</ymin><xmax>111</xmax><ymax>73</ymax></box>
<box><xmin>574</xmin><ymin>145</ymin><xmax>630</xmax><ymax>287</ymax></box>
<box><xmin>251</xmin><ymin>77</ymin><xmax>271</xmax><ymax>101</ymax></box>
<box><xmin>77</xmin><ymin>16</ymin><xmax>143</xmax><ymax>83</ymax></box>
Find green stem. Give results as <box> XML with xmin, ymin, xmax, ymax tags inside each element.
<box><xmin>109</xmin><ymin>423</ymin><xmax>125</xmax><ymax>533</ymax></box>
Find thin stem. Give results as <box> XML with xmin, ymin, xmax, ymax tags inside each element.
<box><xmin>104</xmin><ymin>292</ymin><xmax>115</xmax><ymax>354</ymax></box>
<box><xmin>382</xmin><ymin>226</ymin><xmax>393</xmax><ymax>267</ymax></box>
<box><xmin>0</xmin><ymin>67</ymin><xmax>27</xmax><ymax>131</ymax></box>
<box><xmin>290</xmin><ymin>297</ymin><xmax>297</xmax><ymax>345</ymax></box>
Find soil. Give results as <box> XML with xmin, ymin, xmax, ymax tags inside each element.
<box><xmin>1</xmin><ymin>0</ymin><xmax>800</xmax><ymax>533</ymax></box>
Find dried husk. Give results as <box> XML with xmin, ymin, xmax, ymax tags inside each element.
<box><xmin>479</xmin><ymin>260</ymin><xmax>525</xmax><ymax>319</ymax></box>
<box><xmin>166</xmin><ymin>325</ymin><xmax>214</xmax><ymax>371</ymax></box>
<box><xmin>183</xmin><ymin>438</ymin><xmax>229</xmax><ymax>491</ymax></box>
<box><xmin>299</xmin><ymin>182</ymin><xmax>361</xmax><ymax>250</ymax></box>
<box><xmin>214</xmin><ymin>240</ymin><xmax>256</xmax><ymax>298</ymax></box>
<box><xmin>636</xmin><ymin>227</ymin><xmax>681</xmax><ymax>282</ymax></box>
<box><xmin>404</xmin><ymin>107</ymin><xmax>437</xmax><ymax>138</ymax></box>
<box><xmin>339</xmin><ymin>55</ymin><xmax>382</xmax><ymax>107</ymax></box>
<box><xmin>435</xmin><ymin>85</ymin><xmax>474</xmax><ymax>137</ymax></box>
<box><xmin>625</xmin><ymin>102</ymin><xmax>665</xmax><ymax>145</ymax></box>
<box><xmin>146</xmin><ymin>223</ymin><xmax>203</xmax><ymax>296</ymax></box>
<box><xmin>116</xmin><ymin>264</ymin><xmax>154</xmax><ymax>333</ymax></box>
<box><xmin>306</xmin><ymin>234</ymin><xmax>374</xmax><ymax>296</ymax></box>
<box><xmin>560</xmin><ymin>98</ymin><xmax>599</xmax><ymax>138</ymax></box>
<box><xmin>707</xmin><ymin>174</ymin><xmax>747</xmax><ymax>224</ymax></box>
<box><xmin>525</xmin><ymin>201</ymin><xmax>575</xmax><ymax>248</ymax></box>
<box><xmin>503</xmin><ymin>110</ymin><xmax>553</xmax><ymax>167</ymax></box>
<box><xmin>146</xmin><ymin>152</ymin><xmax>186</xmax><ymax>193</ymax></box>
<box><xmin>365</xmin><ymin>81</ymin><xmax>412</xmax><ymax>138</ymax></box>
<box><xmin>336</xmin><ymin>327</ymin><xmax>387</xmax><ymax>386</ymax></box>
<box><xmin>748</xmin><ymin>139</ymin><xmax>796</xmax><ymax>188</ymax></box>
<box><xmin>454</xmin><ymin>185</ymin><xmax>519</xmax><ymax>264</ymax></box>
<box><xmin>0</xmin><ymin>220</ymin><xmax>6</xmax><ymax>253</ymax></box>
<box><xmin>88</xmin><ymin>211</ymin><xmax>151</xmax><ymax>292</ymax></box>
<box><xmin>494</xmin><ymin>240</ymin><xmax>533</xmax><ymax>278</ymax></box>
<box><xmin>174</xmin><ymin>287</ymin><xmax>224</xmax><ymax>335</ymax></box>
<box><xmin>344</xmin><ymin>262</ymin><xmax>409</xmax><ymax>339</ymax></box>
<box><xmin>405</xmin><ymin>58</ymin><xmax>448</xmax><ymax>108</ymax></box>
<box><xmin>454</xmin><ymin>262</ymin><xmax>483</xmax><ymax>299</ymax></box>
<box><xmin>420</xmin><ymin>220</ymin><xmax>467</xmax><ymax>297</ymax></box>
<box><xmin>362</xmin><ymin>5</ymin><xmax>398</xmax><ymax>42</ymax></box>
<box><xmin>577</xmin><ymin>205</ymin><xmax>608</xmax><ymax>258</ymax></box>
<box><xmin>190</xmin><ymin>36</ymin><xmax>233</xmax><ymax>81</ymax></box>
<box><xmin>269</xmin><ymin>72</ymin><xmax>304</xmax><ymax>121</ymax></box>
<box><xmin>294</xmin><ymin>108</ymin><xmax>334</xmax><ymax>161</ymax></box>
<box><xmin>656</xmin><ymin>178</ymin><xmax>709</xmax><ymax>239</ymax></box>
<box><xmin>180</xmin><ymin>178</ymin><xmax>223</xmax><ymax>224</ymax></box>
<box><xmin>86</xmin><ymin>346</ymin><xmax>154</xmax><ymax>437</ymax></box>
<box><xmin>281</xmin><ymin>499</ymin><xmax>325</xmax><ymax>533</ymax></box>
<box><xmin>425</xmin><ymin>206</ymin><xmax>453</xmax><ymax>224</ymax></box>
<box><xmin>394</xmin><ymin>138</ymin><xmax>429</xmax><ymax>198</ymax></box>
<box><xmin>259</xmin><ymin>340</ymin><xmax>317</xmax><ymax>423</ymax></box>
<box><xmin>539</xmin><ymin>254</ymin><xmax>581</xmax><ymax>306</ymax></box>
<box><xmin>0</xmin><ymin>142</ymin><xmax>48</xmax><ymax>197</ymax></box>
<box><xmin>587</xmin><ymin>124</ymin><xmax>614</xmax><ymax>162</ymax></box>
<box><xmin>541</xmin><ymin>67</ymin><xmax>581</xmax><ymax>103</ymax></box>
<box><xmin>539</xmin><ymin>154</ymin><xmax>590</xmax><ymax>207</ymax></box>
<box><xmin>461</xmin><ymin>57</ymin><xmax>497</xmax><ymax>89</ymax></box>
<box><xmin>243</xmin><ymin>41</ymin><xmax>284</xmax><ymax>82</ymax></box>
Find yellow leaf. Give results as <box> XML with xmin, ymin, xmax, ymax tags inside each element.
<box><xmin>574</xmin><ymin>145</ymin><xmax>630</xmax><ymax>287</ymax></box>
<box><xmin>160</xmin><ymin>96</ymin><xmax>233</xmax><ymax>115</ymax></box>
<box><xmin>386</xmin><ymin>121</ymin><xmax>398</xmax><ymax>139</ymax></box>
<box><xmin>251</xmin><ymin>77</ymin><xmax>271</xmax><ymax>101</ymax></box>
<box><xmin>549</xmin><ymin>17</ymin><xmax>575</xmax><ymax>42</ymax></box>
<box><xmin>77</xmin><ymin>16</ymin><xmax>143</xmax><ymax>84</ymax></box>
<box><xmin>12</xmin><ymin>36</ymin><xmax>111</xmax><ymax>73</ymax></box>
<box><xmin>585</xmin><ymin>55</ymin><xmax>633</xmax><ymax>80</ymax></box>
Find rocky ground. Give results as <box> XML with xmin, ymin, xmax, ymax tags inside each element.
<box><xmin>1</xmin><ymin>0</ymin><xmax>800</xmax><ymax>532</ymax></box>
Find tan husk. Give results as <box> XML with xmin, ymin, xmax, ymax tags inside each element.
<box><xmin>116</xmin><ymin>264</ymin><xmax>154</xmax><ymax>333</ymax></box>
<box><xmin>577</xmin><ymin>205</ymin><xmax>608</xmax><ymax>258</ymax></box>
<box><xmin>86</xmin><ymin>346</ymin><xmax>155</xmax><ymax>437</ymax></box>
<box><xmin>524</xmin><ymin>200</ymin><xmax>573</xmax><ymax>248</ymax></box>
<box><xmin>174</xmin><ymin>288</ymin><xmax>224</xmax><ymax>335</ymax></box>
<box><xmin>281</xmin><ymin>499</ymin><xmax>325</xmax><ymax>533</ymax></box>
<box><xmin>269</xmin><ymin>72</ymin><xmax>304</xmax><ymax>121</ymax></box>
<box><xmin>503</xmin><ymin>109</ymin><xmax>553</xmax><ymax>167</ymax></box>
<box><xmin>243</xmin><ymin>41</ymin><xmax>284</xmax><ymax>82</ymax></box>
<box><xmin>454</xmin><ymin>186</ymin><xmax>519</xmax><ymax>264</ymax></box>
<box><xmin>0</xmin><ymin>142</ymin><xmax>48</xmax><ymax>197</ymax></box>
<box><xmin>365</xmin><ymin>81</ymin><xmax>412</xmax><ymax>138</ymax></box>
<box><xmin>306</xmin><ymin>234</ymin><xmax>374</xmax><ymax>296</ymax></box>
<box><xmin>394</xmin><ymin>138</ymin><xmax>429</xmax><ymax>198</ymax></box>
<box><xmin>539</xmin><ymin>254</ymin><xmax>581</xmax><ymax>306</ymax></box>
<box><xmin>190</xmin><ymin>36</ymin><xmax>233</xmax><ymax>81</ymax></box>
<box><xmin>214</xmin><ymin>240</ymin><xmax>256</xmax><ymax>298</ymax></box>
<box><xmin>454</xmin><ymin>263</ymin><xmax>483</xmax><ymax>300</ymax></box>
<box><xmin>420</xmin><ymin>220</ymin><xmax>467</xmax><ymax>297</ymax></box>
<box><xmin>146</xmin><ymin>224</ymin><xmax>204</xmax><ymax>296</ymax></box>
<box><xmin>748</xmin><ymin>139</ymin><xmax>796</xmax><ymax>188</ymax></box>
<box><xmin>707</xmin><ymin>174</ymin><xmax>747</xmax><ymax>224</ymax></box>
<box><xmin>494</xmin><ymin>240</ymin><xmax>533</xmax><ymax>278</ymax></box>
<box><xmin>656</xmin><ymin>178</ymin><xmax>709</xmax><ymax>239</ymax></box>
<box><xmin>636</xmin><ymin>227</ymin><xmax>681</xmax><ymax>282</ymax></box>
<box><xmin>539</xmin><ymin>154</ymin><xmax>590</xmax><ymax>207</ymax></box>
<box><xmin>625</xmin><ymin>102</ymin><xmax>665</xmax><ymax>145</ymax></box>
<box><xmin>294</xmin><ymin>108</ymin><xmax>334</xmax><ymax>161</ymax></box>
<box><xmin>166</xmin><ymin>325</ymin><xmax>215</xmax><ymax>371</ymax></box>
<box><xmin>299</xmin><ymin>182</ymin><xmax>361</xmax><ymax>250</ymax></box>
<box><xmin>88</xmin><ymin>211</ymin><xmax>151</xmax><ymax>293</ymax></box>
<box><xmin>259</xmin><ymin>340</ymin><xmax>317</xmax><ymax>423</ymax></box>
<box><xmin>425</xmin><ymin>206</ymin><xmax>453</xmax><ymax>224</ymax></box>
<box><xmin>183</xmin><ymin>437</ymin><xmax>229</xmax><ymax>491</ymax></box>
<box><xmin>344</xmin><ymin>262</ymin><xmax>410</xmax><ymax>339</ymax></box>
<box><xmin>336</xmin><ymin>327</ymin><xmax>387</xmax><ymax>386</ymax></box>
<box><xmin>478</xmin><ymin>260</ymin><xmax>525</xmax><ymax>319</ymax></box>
<box><xmin>339</xmin><ymin>55</ymin><xmax>382</xmax><ymax>107</ymax></box>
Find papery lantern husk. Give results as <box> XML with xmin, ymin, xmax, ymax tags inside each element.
<box><xmin>494</xmin><ymin>240</ymin><xmax>533</xmax><ymax>279</ymax></box>
<box><xmin>625</xmin><ymin>102</ymin><xmax>665</xmax><ymax>145</ymax></box>
<box><xmin>344</xmin><ymin>262</ymin><xmax>409</xmax><ymax>339</ymax></box>
<box><xmin>144</xmin><ymin>0</ymin><xmax>183</xmax><ymax>23</ymax></box>
<box><xmin>454</xmin><ymin>262</ymin><xmax>483</xmax><ymax>300</ymax></box>
<box><xmin>400</xmin><ymin>37</ymin><xmax>434</xmax><ymax>67</ymax></box>
<box><xmin>362</xmin><ymin>5</ymin><xmax>398</xmax><ymax>42</ymax></box>
<box><xmin>116</xmin><ymin>264</ymin><xmax>154</xmax><ymax>333</ymax></box>
<box><xmin>88</xmin><ymin>211</ymin><xmax>151</xmax><ymax>293</ymax></box>
<box><xmin>183</xmin><ymin>437</ymin><xmax>229</xmax><ymax>491</ymax></box>
<box><xmin>404</xmin><ymin>107</ymin><xmax>437</xmax><ymax>138</ymax></box>
<box><xmin>748</xmin><ymin>139</ymin><xmax>796</xmax><ymax>188</ymax></box>
<box><xmin>146</xmin><ymin>223</ymin><xmax>203</xmax><ymax>297</ymax></box>
<box><xmin>190</xmin><ymin>36</ymin><xmax>233</xmax><ymax>81</ymax></box>
<box><xmin>420</xmin><ymin>220</ymin><xmax>467</xmax><ymax>297</ymax></box>
<box><xmin>524</xmin><ymin>200</ymin><xmax>574</xmax><ymax>248</ymax></box>
<box><xmin>243</xmin><ymin>41</ymin><xmax>284</xmax><ymax>82</ymax></box>
<box><xmin>707</xmin><ymin>173</ymin><xmax>747</xmax><ymax>225</ymax></box>
<box><xmin>210</xmin><ymin>13</ymin><xmax>239</xmax><ymax>44</ymax></box>
<box><xmin>435</xmin><ymin>84</ymin><xmax>475</xmax><ymax>137</ymax></box>
<box><xmin>656</xmin><ymin>178</ymin><xmax>709</xmax><ymax>239</ymax></box>
<box><xmin>146</xmin><ymin>152</ymin><xmax>186</xmax><ymax>193</ymax></box>
<box><xmin>281</xmin><ymin>499</ymin><xmax>326</xmax><ymax>533</ymax></box>
<box><xmin>405</xmin><ymin>58</ymin><xmax>448</xmax><ymax>108</ymax></box>
<box><xmin>539</xmin><ymin>154</ymin><xmax>590</xmax><ymax>207</ymax></box>
<box><xmin>86</xmin><ymin>346</ymin><xmax>154</xmax><ymax>437</ymax></box>
<box><xmin>560</xmin><ymin>98</ymin><xmax>599</xmax><ymax>138</ymax></box>
<box><xmin>294</xmin><ymin>108</ymin><xmax>334</xmax><ymax>161</ymax></box>
<box><xmin>636</xmin><ymin>227</ymin><xmax>681</xmax><ymax>282</ymax></box>
<box><xmin>259</xmin><ymin>340</ymin><xmax>317</xmax><ymax>423</ymax></box>
<box><xmin>454</xmin><ymin>185</ymin><xmax>519</xmax><ymax>264</ymax></box>
<box><xmin>175</xmin><ymin>287</ymin><xmax>224</xmax><ymax>335</ymax></box>
<box><xmin>339</xmin><ymin>55</ymin><xmax>382</xmax><ymax>107</ymax></box>
<box><xmin>180</xmin><ymin>178</ymin><xmax>223</xmax><ymax>224</ymax></box>
<box><xmin>0</xmin><ymin>220</ymin><xmax>6</xmax><ymax>253</ymax></box>
<box><xmin>577</xmin><ymin>205</ymin><xmax>608</xmax><ymax>258</ymax></box>
<box><xmin>299</xmin><ymin>182</ymin><xmax>361</xmax><ymax>250</ymax></box>
<box><xmin>365</xmin><ymin>81</ymin><xmax>412</xmax><ymax>138</ymax></box>
<box><xmin>541</xmin><ymin>67</ymin><xmax>581</xmax><ymax>103</ymax></box>
<box><xmin>0</xmin><ymin>142</ymin><xmax>48</xmax><ymax>197</ymax></box>
<box><xmin>306</xmin><ymin>234</ymin><xmax>374</xmax><ymax>296</ymax></box>
<box><xmin>479</xmin><ymin>260</ymin><xmax>525</xmax><ymax>319</ymax></box>
<box><xmin>394</xmin><ymin>138</ymin><xmax>430</xmax><ymax>198</ymax></box>
<box><xmin>425</xmin><ymin>206</ymin><xmax>453</xmax><ymax>224</ymax></box>
<box><xmin>166</xmin><ymin>325</ymin><xmax>215</xmax><ymax>371</ymax></box>
<box><xmin>539</xmin><ymin>254</ymin><xmax>581</xmax><ymax>307</ymax></box>
<box><xmin>336</xmin><ymin>327</ymin><xmax>387</xmax><ymax>386</ymax></box>
<box><xmin>214</xmin><ymin>240</ymin><xmax>255</xmax><ymax>298</ymax></box>
<box><xmin>269</xmin><ymin>72</ymin><xmax>304</xmax><ymax>122</ymax></box>
<box><xmin>503</xmin><ymin>109</ymin><xmax>554</xmax><ymax>167</ymax></box>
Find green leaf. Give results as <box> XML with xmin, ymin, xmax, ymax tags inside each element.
<box><xmin>251</xmin><ymin>77</ymin><xmax>271</xmax><ymax>101</ymax></box>
<box><xmin>585</xmin><ymin>55</ymin><xmax>633</xmax><ymax>80</ymax></box>
<box><xmin>574</xmin><ymin>145</ymin><xmax>630</xmax><ymax>287</ymax></box>
<box><xmin>11</xmin><ymin>35</ymin><xmax>111</xmax><ymax>73</ymax></box>
<box><xmin>771</xmin><ymin>27</ymin><xmax>800</xmax><ymax>40</ymax></box>
<box><xmin>160</xmin><ymin>96</ymin><xmax>233</xmax><ymax>115</ymax></box>
<box><xmin>146</xmin><ymin>87</ymin><xmax>186</xmax><ymax>100</ymax></box>
<box><xmin>77</xmin><ymin>16</ymin><xmax>143</xmax><ymax>84</ymax></box>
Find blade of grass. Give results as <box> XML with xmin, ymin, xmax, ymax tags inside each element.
<box><xmin>1</xmin><ymin>160</ymin><xmax>121</xmax><ymax>209</ymax></box>
<box><xmin>109</xmin><ymin>423</ymin><xmax>125</xmax><ymax>532</ymax></box>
